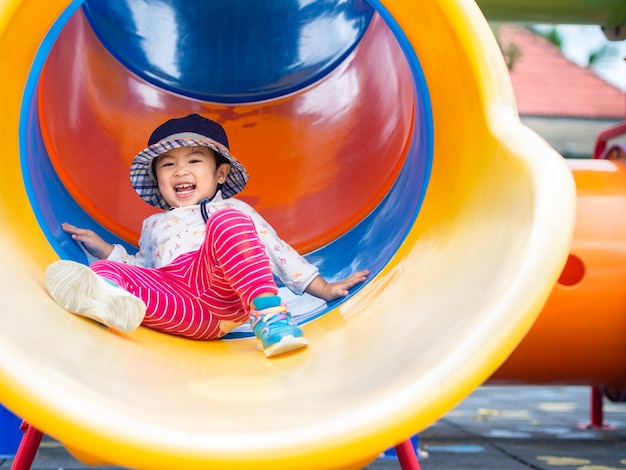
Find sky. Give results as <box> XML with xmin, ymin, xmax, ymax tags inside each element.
<box><xmin>541</xmin><ymin>24</ymin><xmax>626</xmax><ymax>91</ymax></box>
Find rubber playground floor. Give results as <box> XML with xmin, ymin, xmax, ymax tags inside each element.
<box><xmin>2</xmin><ymin>385</ymin><xmax>625</xmax><ymax>469</ymax></box>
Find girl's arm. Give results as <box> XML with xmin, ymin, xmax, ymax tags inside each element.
<box><xmin>227</xmin><ymin>198</ymin><xmax>370</xmax><ymax>299</ymax></box>
<box><xmin>62</xmin><ymin>222</ymin><xmax>151</xmax><ymax>266</ymax></box>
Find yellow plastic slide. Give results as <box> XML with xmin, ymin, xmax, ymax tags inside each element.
<box><xmin>0</xmin><ymin>0</ymin><xmax>575</xmax><ymax>469</ymax></box>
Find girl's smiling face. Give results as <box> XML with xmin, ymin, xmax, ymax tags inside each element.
<box><xmin>154</xmin><ymin>146</ymin><xmax>230</xmax><ymax>208</ymax></box>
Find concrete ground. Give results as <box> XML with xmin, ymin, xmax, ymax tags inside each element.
<box><xmin>2</xmin><ymin>385</ymin><xmax>625</xmax><ymax>469</ymax></box>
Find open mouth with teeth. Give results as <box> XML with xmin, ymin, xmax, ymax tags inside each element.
<box><xmin>175</xmin><ymin>183</ymin><xmax>196</xmax><ymax>196</ymax></box>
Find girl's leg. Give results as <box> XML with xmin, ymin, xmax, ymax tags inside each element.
<box><xmin>91</xmin><ymin>257</ymin><xmax>241</xmax><ymax>340</ymax></box>
<box><xmin>193</xmin><ymin>208</ymin><xmax>307</xmax><ymax>356</ymax></box>
<box><xmin>192</xmin><ymin>208</ymin><xmax>278</xmax><ymax>309</ymax></box>
<box><xmin>45</xmin><ymin>260</ymin><xmax>146</xmax><ymax>332</ymax></box>
<box><xmin>91</xmin><ymin>208</ymin><xmax>281</xmax><ymax>340</ymax></box>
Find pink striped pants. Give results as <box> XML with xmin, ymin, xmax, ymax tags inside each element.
<box><xmin>91</xmin><ymin>208</ymin><xmax>278</xmax><ymax>340</ymax></box>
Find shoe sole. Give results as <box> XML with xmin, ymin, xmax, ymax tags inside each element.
<box><xmin>45</xmin><ymin>260</ymin><xmax>146</xmax><ymax>333</ymax></box>
<box><xmin>260</xmin><ymin>335</ymin><xmax>308</xmax><ymax>358</ymax></box>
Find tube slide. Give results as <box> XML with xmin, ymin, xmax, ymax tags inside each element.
<box><xmin>491</xmin><ymin>157</ymin><xmax>626</xmax><ymax>389</ymax></box>
<box><xmin>0</xmin><ymin>1</ymin><xmax>575</xmax><ymax>469</ymax></box>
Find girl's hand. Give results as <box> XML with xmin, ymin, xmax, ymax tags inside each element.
<box><xmin>61</xmin><ymin>223</ymin><xmax>114</xmax><ymax>260</ymax></box>
<box><xmin>306</xmin><ymin>269</ymin><xmax>370</xmax><ymax>302</ymax></box>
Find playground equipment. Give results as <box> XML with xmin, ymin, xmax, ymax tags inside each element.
<box><xmin>0</xmin><ymin>0</ymin><xmax>609</xmax><ymax>468</ymax></box>
<box><xmin>490</xmin><ymin>126</ymin><xmax>626</xmax><ymax>429</ymax></box>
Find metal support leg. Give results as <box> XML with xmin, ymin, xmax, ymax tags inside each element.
<box><xmin>395</xmin><ymin>438</ymin><xmax>421</xmax><ymax>470</ymax></box>
<box><xmin>590</xmin><ymin>386</ymin><xmax>605</xmax><ymax>428</ymax></box>
<box><xmin>579</xmin><ymin>386</ymin><xmax>615</xmax><ymax>430</ymax></box>
<box><xmin>10</xmin><ymin>421</ymin><xmax>43</xmax><ymax>470</ymax></box>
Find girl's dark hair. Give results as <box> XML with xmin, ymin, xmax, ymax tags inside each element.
<box><xmin>213</xmin><ymin>151</ymin><xmax>230</xmax><ymax>167</ymax></box>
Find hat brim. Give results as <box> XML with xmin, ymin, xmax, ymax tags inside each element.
<box><xmin>130</xmin><ymin>137</ymin><xmax>249</xmax><ymax>209</ymax></box>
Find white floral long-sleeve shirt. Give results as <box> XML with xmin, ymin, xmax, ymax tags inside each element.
<box><xmin>107</xmin><ymin>192</ymin><xmax>319</xmax><ymax>295</ymax></box>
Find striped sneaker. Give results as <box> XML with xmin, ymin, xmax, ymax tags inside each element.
<box><xmin>249</xmin><ymin>304</ymin><xmax>308</xmax><ymax>357</ymax></box>
<box><xmin>45</xmin><ymin>260</ymin><xmax>146</xmax><ymax>333</ymax></box>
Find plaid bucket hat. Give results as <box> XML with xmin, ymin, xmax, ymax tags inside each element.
<box><xmin>130</xmin><ymin>114</ymin><xmax>248</xmax><ymax>209</ymax></box>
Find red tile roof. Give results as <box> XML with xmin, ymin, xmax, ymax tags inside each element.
<box><xmin>498</xmin><ymin>25</ymin><xmax>625</xmax><ymax>119</ymax></box>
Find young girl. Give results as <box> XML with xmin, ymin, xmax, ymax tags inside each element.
<box><xmin>46</xmin><ymin>114</ymin><xmax>369</xmax><ymax>357</ymax></box>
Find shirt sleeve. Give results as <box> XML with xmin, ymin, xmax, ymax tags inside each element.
<box><xmin>105</xmin><ymin>219</ymin><xmax>153</xmax><ymax>267</ymax></box>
